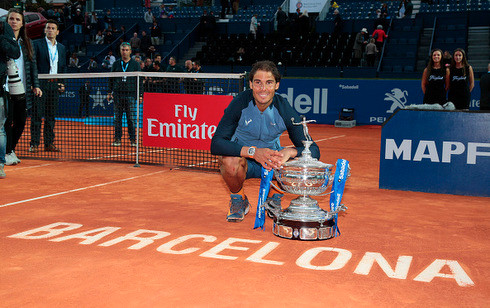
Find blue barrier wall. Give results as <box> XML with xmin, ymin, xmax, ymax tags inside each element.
<box><xmin>277</xmin><ymin>79</ymin><xmax>482</xmax><ymax>125</ymax></box>
<box><xmin>379</xmin><ymin>110</ymin><xmax>490</xmax><ymax>197</ymax></box>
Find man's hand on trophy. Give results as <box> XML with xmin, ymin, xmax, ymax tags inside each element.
<box><xmin>254</xmin><ymin>148</ymin><xmax>283</xmax><ymax>171</ymax></box>
<box><xmin>278</xmin><ymin>147</ymin><xmax>298</xmax><ymax>165</ymax></box>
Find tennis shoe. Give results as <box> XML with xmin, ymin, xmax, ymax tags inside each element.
<box><xmin>11</xmin><ymin>151</ymin><xmax>20</xmax><ymax>164</ymax></box>
<box><xmin>5</xmin><ymin>153</ymin><xmax>18</xmax><ymax>166</ymax></box>
<box><xmin>111</xmin><ymin>140</ymin><xmax>121</xmax><ymax>146</ymax></box>
<box><xmin>265</xmin><ymin>193</ymin><xmax>283</xmax><ymax>218</ymax></box>
<box><xmin>130</xmin><ymin>142</ymin><xmax>137</xmax><ymax>147</ymax></box>
<box><xmin>0</xmin><ymin>164</ymin><xmax>5</xmax><ymax>179</ymax></box>
<box><xmin>226</xmin><ymin>194</ymin><xmax>250</xmax><ymax>222</ymax></box>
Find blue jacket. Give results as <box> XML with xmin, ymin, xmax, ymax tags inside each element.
<box><xmin>211</xmin><ymin>89</ymin><xmax>320</xmax><ymax>159</ymax></box>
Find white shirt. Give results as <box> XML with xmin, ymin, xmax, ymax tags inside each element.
<box><xmin>45</xmin><ymin>37</ymin><xmax>58</xmax><ymax>74</ymax></box>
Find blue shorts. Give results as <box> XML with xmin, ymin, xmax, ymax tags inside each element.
<box><xmin>246</xmin><ymin>158</ymin><xmax>262</xmax><ymax>179</ymax></box>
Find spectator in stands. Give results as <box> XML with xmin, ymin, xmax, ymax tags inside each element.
<box><xmin>185</xmin><ymin>60</ymin><xmax>193</xmax><ymax>72</ymax></box>
<box><xmin>130</xmin><ymin>32</ymin><xmax>141</xmax><ymax>53</ymax></box>
<box><xmin>104</xmin><ymin>29</ymin><xmax>114</xmax><ymax>44</ymax></box>
<box><xmin>87</xmin><ymin>57</ymin><xmax>98</xmax><ymax>71</ymax></box>
<box><xmin>220</xmin><ymin>0</ymin><xmax>231</xmax><ymax>19</ymax></box>
<box><xmin>73</xmin><ymin>9</ymin><xmax>83</xmax><ymax>34</ymax></box>
<box><xmin>166</xmin><ymin>57</ymin><xmax>183</xmax><ymax>72</ymax></box>
<box><xmin>235</xmin><ymin>46</ymin><xmax>245</xmax><ymax>63</ymax></box>
<box><xmin>145</xmin><ymin>0</ymin><xmax>151</xmax><ymax>9</ymax></box>
<box><xmin>275</xmin><ymin>6</ymin><xmax>288</xmax><ymax>35</ymax></box>
<box><xmin>167</xmin><ymin>6</ymin><xmax>175</xmax><ymax>18</ymax></box>
<box><xmin>107</xmin><ymin>42</ymin><xmax>141</xmax><ymax>147</ymax></box>
<box><xmin>380</xmin><ymin>3</ymin><xmax>389</xmax><ymax>18</ymax></box>
<box><xmin>421</xmin><ymin>49</ymin><xmax>450</xmax><ymax>105</ymax></box>
<box><xmin>480</xmin><ymin>63</ymin><xmax>490</xmax><ymax>110</ymax></box>
<box><xmin>69</xmin><ymin>52</ymin><xmax>80</xmax><ymax>68</ymax></box>
<box><xmin>103</xmin><ymin>10</ymin><xmax>113</xmax><ymax>29</ymax></box>
<box><xmin>333</xmin><ymin>9</ymin><xmax>342</xmax><ymax>36</ymax></box>
<box><xmin>95</xmin><ymin>30</ymin><xmax>104</xmax><ymax>44</ymax></box>
<box><xmin>184</xmin><ymin>60</ymin><xmax>204</xmax><ymax>94</ymax></box>
<box><xmin>160</xmin><ymin>4</ymin><xmax>169</xmax><ymax>18</ymax></box>
<box><xmin>150</xmin><ymin>21</ymin><xmax>162</xmax><ymax>45</ymax></box>
<box><xmin>250</xmin><ymin>13</ymin><xmax>260</xmax><ymax>39</ymax></box>
<box><xmin>199</xmin><ymin>10</ymin><xmax>216</xmax><ymax>39</ymax></box>
<box><xmin>210</xmin><ymin>60</ymin><xmax>319</xmax><ymax>222</ymax></box>
<box><xmin>30</xmin><ymin>20</ymin><xmax>66</xmax><ymax>153</ymax></box>
<box><xmin>442</xmin><ymin>50</ymin><xmax>452</xmax><ymax>68</ymax></box>
<box><xmin>62</xmin><ymin>5</ymin><xmax>70</xmax><ymax>21</ymax></box>
<box><xmin>143</xmin><ymin>58</ymin><xmax>153</xmax><ymax>71</ymax></box>
<box><xmin>448</xmin><ymin>48</ymin><xmax>474</xmax><ymax>110</ymax></box>
<box><xmin>374</xmin><ymin>9</ymin><xmax>388</xmax><ymax>30</ymax></box>
<box><xmin>4</xmin><ymin>8</ymin><xmax>41</xmax><ymax>166</ymax></box>
<box><xmin>89</xmin><ymin>11</ymin><xmax>98</xmax><ymax>32</ymax></box>
<box><xmin>102</xmin><ymin>50</ymin><xmax>116</xmax><ymax>70</ymax></box>
<box><xmin>133</xmin><ymin>54</ymin><xmax>142</xmax><ymax>63</ymax></box>
<box><xmin>140</xmin><ymin>31</ymin><xmax>151</xmax><ymax>56</ymax></box>
<box><xmin>365</xmin><ymin>38</ymin><xmax>378</xmax><ymax>67</ymax></box>
<box><xmin>144</xmin><ymin>8</ymin><xmax>154</xmax><ymax>24</ymax></box>
<box><xmin>147</xmin><ymin>45</ymin><xmax>157</xmax><ymax>59</ymax></box>
<box><xmin>372</xmin><ymin>25</ymin><xmax>388</xmax><ymax>52</ymax></box>
<box><xmin>397</xmin><ymin>0</ymin><xmax>407</xmax><ymax>18</ymax></box>
<box><xmin>78</xmin><ymin>80</ymin><xmax>92</xmax><ymax>118</ymax></box>
<box><xmin>298</xmin><ymin>10</ymin><xmax>310</xmax><ymax>35</ymax></box>
<box><xmin>404</xmin><ymin>0</ymin><xmax>413</xmax><ymax>18</ymax></box>
<box><xmin>353</xmin><ymin>28</ymin><xmax>369</xmax><ymax>67</ymax></box>
<box><xmin>232</xmin><ymin>0</ymin><xmax>239</xmax><ymax>15</ymax></box>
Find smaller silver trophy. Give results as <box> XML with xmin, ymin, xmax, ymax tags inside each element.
<box><xmin>265</xmin><ymin>117</ymin><xmax>350</xmax><ymax>240</ymax></box>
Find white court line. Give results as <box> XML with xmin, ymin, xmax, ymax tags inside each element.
<box><xmin>0</xmin><ymin>170</ymin><xmax>167</xmax><ymax>209</ymax></box>
<box><xmin>4</xmin><ymin>163</ymin><xmax>60</xmax><ymax>171</ymax></box>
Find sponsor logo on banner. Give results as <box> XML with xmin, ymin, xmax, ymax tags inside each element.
<box><xmin>385</xmin><ymin>88</ymin><xmax>409</xmax><ymax>113</ymax></box>
<box><xmin>278</xmin><ymin>87</ymin><xmax>328</xmax><ymax>114</ymax></box>
<box><xmin>143</xmin><ymin>93</ymin><xmax>232</xmax><ymax>150</ymax></box>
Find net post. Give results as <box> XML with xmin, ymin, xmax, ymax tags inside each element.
<box><xmin>134</xmin><ymin>73</ymin><xmax>141</xmax><ymax>168</ymax></box>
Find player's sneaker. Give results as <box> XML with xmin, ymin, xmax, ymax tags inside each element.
<box><xmin>5</xmin><ymin>153</ymin><xmax>17</xmax><ymax>166</ymax></box>
<box><xmin>0</xmin><ymin>164</ymin><xmax>6</xmax><ymax>179</ymax></box>
<box><xmin>11</xmin><ymin>151</ymin><xmax>21</xmax><ymax>164</ymax></box>
<box><xmin>226</xmin><ymin>194</ymin><xmax>250</xmax><ymax>222</ymax></box>
<box><xmin>265</xmin><ymin>193</ymin><xmax>283</xmax><ymax>218</ymax></box>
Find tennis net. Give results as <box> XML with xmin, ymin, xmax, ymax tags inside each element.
<box><xmin>13</xmin><ymin>71</ymin><xmax>246</xmax><ymax>171</ymax></box>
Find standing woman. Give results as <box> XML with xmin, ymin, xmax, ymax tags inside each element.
<box><xmin>448</xmin><ymin>48</ymin><xmax>474</xmax><ymax>109</ymax></box>
<box><xmin>421</xmin><ymin>49</ymin><xmax>449</xmax><ymax>105</ymax></box>
<box><xmin>4</xmin><ymin>8</ymin><xmax>42</xmax><ymax>165</ymax></box>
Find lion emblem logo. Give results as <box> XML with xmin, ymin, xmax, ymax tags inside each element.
<box><xmin>385</xmin><ymin>88</ymin><xmax>408</xmax><ymax>113</ymax></box>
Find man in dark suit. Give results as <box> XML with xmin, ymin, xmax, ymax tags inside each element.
<box><xmin>30</xmin><ymin>20</ymin><xmax>67</xmax><ymax>153</ymax></box>
<box><xmin>78</xmin><ymin>80</ymin><xmax>92</xmax><ymax>118</ymax></box>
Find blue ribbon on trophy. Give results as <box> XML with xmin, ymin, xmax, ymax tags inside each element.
<box><xmin>329</xmin><ymin>159</ymin><xmax>350</xmax><ymax>237</ymax></box>
<box><xmin>254</xmin><ymin>167</ymin><xmax>274</xmax><ymax>230</ymax></box>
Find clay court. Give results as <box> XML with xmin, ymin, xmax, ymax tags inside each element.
<box><xmin>1</xmin><ymin>125</ymin><xmax>488</xmax><ymax>307</ymax></box>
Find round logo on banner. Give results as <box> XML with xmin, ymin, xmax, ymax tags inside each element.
<box><xmin>296</xmin><ymin>1</ymin><xmax>303</xmax><ymax>9</ymax></box>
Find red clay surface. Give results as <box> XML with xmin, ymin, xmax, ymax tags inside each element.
<box><xmin>1</xmin><ymin>125</ymin><xmax>489</xmax><ymax>307</ymax></box>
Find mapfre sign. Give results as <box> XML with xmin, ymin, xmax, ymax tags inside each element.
<box><xmin>143</xmin><ymin>93</ymin><xmax>232</xmax><ymax>150</ymax></box>
<box><xmin>379</xmin><ymin>110</ymin><xmax>490</xmax><ymax>197</ymax></box>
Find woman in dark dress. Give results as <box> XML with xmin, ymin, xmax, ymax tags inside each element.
<box><xmin>448</xmin><ymin>48</ymin><xmax>474</xmax><ymax>109</ymax></box>
<box><xmin>421</xmin><ymin>49</ymin><xmax>449</xmax><ymax>105</ymax></box>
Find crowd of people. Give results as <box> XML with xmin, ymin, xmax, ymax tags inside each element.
<box><xmin>0</xmin><ymin>2</ymin><xmax>489</xmax><ymax>180</ymax></box>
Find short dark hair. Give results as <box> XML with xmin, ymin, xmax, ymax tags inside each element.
<box><xmin>249</xmin><ymin>60</ymin><xmax>281</xmax><ymax>83</ymax></box>
<box><xmin>46</xmin><ymin>19</ymin><xmax>59</xmax><ymax>29</ymax></box>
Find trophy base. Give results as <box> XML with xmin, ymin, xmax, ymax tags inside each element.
<box><xmin>270</xmin><ymin>196</ymin><xmax>336</xmax><ymax>241</ymax></box>
<box><xmin>272</xmin><ymin>219</ymin><xmax>336</xmax><ymax>240</ymax></box>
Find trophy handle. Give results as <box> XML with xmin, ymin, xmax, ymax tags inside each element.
<box><xmin>270</xmin><ymin>181</ymin><xmax>287</xmax><ymax>194</ymax></box>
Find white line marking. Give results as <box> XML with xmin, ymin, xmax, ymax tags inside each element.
<box><xmin>0</xmin><ymin>170</ymin><xmax>167</xmax><ymax>208</ymax></box>
<box><xmin>5</xmin><ymin>163</ymin><xmax>60</xmax><ymax>171</ymax></box>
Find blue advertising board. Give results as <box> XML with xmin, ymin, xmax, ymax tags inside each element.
<box><xmin>379</xmin><ymin>110</ymin><xmax>490</xmax><ymax>197</ymax></box>
<box><xmin>277</xmin><ymin>79</ymin><xmax>482</xmax><ymax>125</ymax></box>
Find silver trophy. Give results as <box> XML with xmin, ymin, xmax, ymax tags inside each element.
<box><xmin>265</xmin><ymin>117</ymin><xmax>349</xmax><ymax>240</ymax></box>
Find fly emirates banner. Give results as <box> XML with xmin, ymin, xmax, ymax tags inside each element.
<box><xmin>143</xmin><ymin>93</ymin><xmax>233</xmax><ymax>150</ymax></box>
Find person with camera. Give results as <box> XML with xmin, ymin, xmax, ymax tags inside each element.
<box><xmin>4</xmin><ymin>8</ymin><xmax>42</xmax><ymax>166</ymax></box>
<box><xmin>30</xmin><ymin>20</ymin><xmax>67</xmax><ymax>153</ymax></box>
<box><xmin>0</xmin><ymin>18</ymin><xmax>21</xmax><ymax>178</ymax></box>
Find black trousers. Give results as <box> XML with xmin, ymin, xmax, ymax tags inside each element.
<box><xmin>30</xmin><ymin>80</ymin><xmax>59</xmax><ymax>147</ymax></box>
<box><xmin>5</xmin><ymin>94</ymin><xmax>27</xmax><ymax>154</ymax></box>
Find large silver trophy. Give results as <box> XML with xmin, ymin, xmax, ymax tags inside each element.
<box><xmin>265</xmin><ymin>117</ymin><xmax>350</xmax><ymax>241</ymax></box>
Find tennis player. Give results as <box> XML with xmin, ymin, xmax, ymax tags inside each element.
<box><xmin>211</xmin><ymin>60</ymin><xmax>320</xmax><ymax>222</ymax></box>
